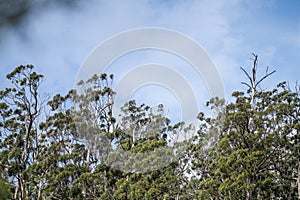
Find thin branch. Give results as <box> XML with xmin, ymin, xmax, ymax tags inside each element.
<box><xmin>252</xmin><ymin>54</ymin><xmax>258</xmax><ymax>83</ymax></box>
<box><xmin>240</xmin><ymin>67</ymin><xmax>252</xmax><ymax>84</ymax></box>
<box><xmin>255</xmin><ymin>70</ymin><xmax>276</xmax><ymax>88</ymax></box>
<box><xmin>266</xmin><ymin>66</ymin><xmax>269</xmax><ymax>74</ymax></box>
<box><xmin>241</xmin><ymin>82</ymin><xmax>251</xmax><ymax>89</ymax></box>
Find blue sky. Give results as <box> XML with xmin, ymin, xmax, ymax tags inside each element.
<box><xmin>0</xmin><ymin>0</ymin><xmax>299</xmax><ymax>122</ymax></box>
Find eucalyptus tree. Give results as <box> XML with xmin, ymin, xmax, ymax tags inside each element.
<box><xmin>192</xmin><ymin>55</ymin><xmax>299</xmax><ymax>199</ymax></box>
<box><xmin>111</xmin><ymin>101</ymin><xmax>185</xmax><ymax>200</ymax></box>
<box><xmin>1</xmin><ymin>57</ymin><xmax>298</xmax><ymax>199</ymax></box>
<box><xmin>0</xmin><ymin>65</ymin><xmax>45</xmax><ymax>199</ymax></box>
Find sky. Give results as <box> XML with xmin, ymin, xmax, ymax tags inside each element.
<box><xmin>0</xmin><ymin>0</ymin><xmax>300</xmax><ymax>123</ymax></box>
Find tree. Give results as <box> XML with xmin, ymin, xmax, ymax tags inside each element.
<box><xmin>111</xmin><ymin>101</ymin><xmax>185</xmax><ymax>200</ymax></box>
<box><xmin>0</xmin><ymin>65</ymin><xmax>44</xmax><ymax>199</ymax></box>
<box><xmin>192</xmin><ymin>55</ymin><xmax>299</xmax><ymax>199</ymax></box>
<box><xmin>0</xmin><ymin>60</ymin><xmax>299</xmax><ymax>199</ymax></box>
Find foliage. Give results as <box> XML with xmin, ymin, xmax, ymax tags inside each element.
<box><xmin>0</xmin><ymin>179</ymin><xmax>11</xmax><ymax>200</ymax></box>
<box><xmin>191</xmin><ymin>56</ymin><xmax>300</xmax><ymax>200</ymax></box>
<box><xmin>0</xmin><ymin>59</ymin><xmax>299</xmax><ymax>199</ymax></box>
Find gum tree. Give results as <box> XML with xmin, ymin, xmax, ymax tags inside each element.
<box><xmin>192</xmin><ymin>55</ymin><xmax>299</xmax><ymax>199</ymax></box>
<box><xmin>0</xmin><ymin>65</ymin><xmax>44</xmax><ymax>199</ymax></box>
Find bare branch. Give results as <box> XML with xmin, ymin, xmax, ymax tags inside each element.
<box><xmin>241</xmin><ymin>82</ymin><xmax>251</xmax><ymax>89</ymax></box>
<box><xmin>240</xmin><ymin>67</ymin><xmax>252</xmax><ymax>84</ymax></box>
<box><xmin>255</xmin><ymin>70</ymin><xmax>276</xmax><ymax>88</ymax></box>
<box><xmin>252</xmin><ymin>54</ymin><xmax>258</xmax><ymax>84</ymax></box>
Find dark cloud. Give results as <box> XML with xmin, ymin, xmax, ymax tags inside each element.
<box><xmin>0</xmin><ymin>0</ymin><xmax>80</xmax><ymax>29</ymax></box>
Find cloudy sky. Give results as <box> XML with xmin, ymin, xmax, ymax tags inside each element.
<box><xmin>0</xmin><ymin>0</ymin><xmax>300</xmax><ymax>122</ymax></box>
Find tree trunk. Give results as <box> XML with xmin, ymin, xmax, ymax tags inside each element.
<box><xmin>20</xmin><ymin>178</ymin><xmax>25</xmax><ymax>200</ymax></box>
<box><xmin>82</xmin><ymin>149</ymin><xmax>90</xmax><ymax>197</ymax></box>
<box><xmin>104</xmin><ymin>170</ymin><xmax>107</xmax><ymax>192</ymax></box>
<box><xmin>246</xmin><ymin>191</ymin><xmax>252</xmax><ymax>200</ymax></box>
<box><xmin>246</xmin><ymin>177</ymin><xmax>252</xmax><ymax>200</ymax></box>
<box><xmin>38</xmin><ymin>181</ymin><xmax>42</xmax><ymax>200</ymax></box>
<box><xmin>14</xmin><ymin>185</ymin><xmax>18</xmax><ymax>199</ymax></box>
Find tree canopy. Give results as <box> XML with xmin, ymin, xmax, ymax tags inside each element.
<box><xmin>0</xmin><ymin>56</ymin><xmax>299</xmax><ymax>199</ymax></box>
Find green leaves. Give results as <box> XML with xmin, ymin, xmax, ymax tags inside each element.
<box><xmin>191</xmin><ymin>69</ymin><xmax>300</xmax><ymax>199</ymax></box>
<box><xmin>0</xmin><ymin>62</ymin><xmax>299</xmax><ymax>199</ymax></box>
<box><xmin>0</xmin><ymin>179</ymin><xmax>11</xmax><ymax>200</ymax></box>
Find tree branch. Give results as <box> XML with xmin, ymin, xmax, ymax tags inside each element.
<box><xmin>240</xmin><ymin>67</ymin><xmax>252</xmax><ymax>84</ymax></box>
<box><xmin>255</xmin><ymin>70</ymin><xmax>276</xmax><ymax>88</ymax></box>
